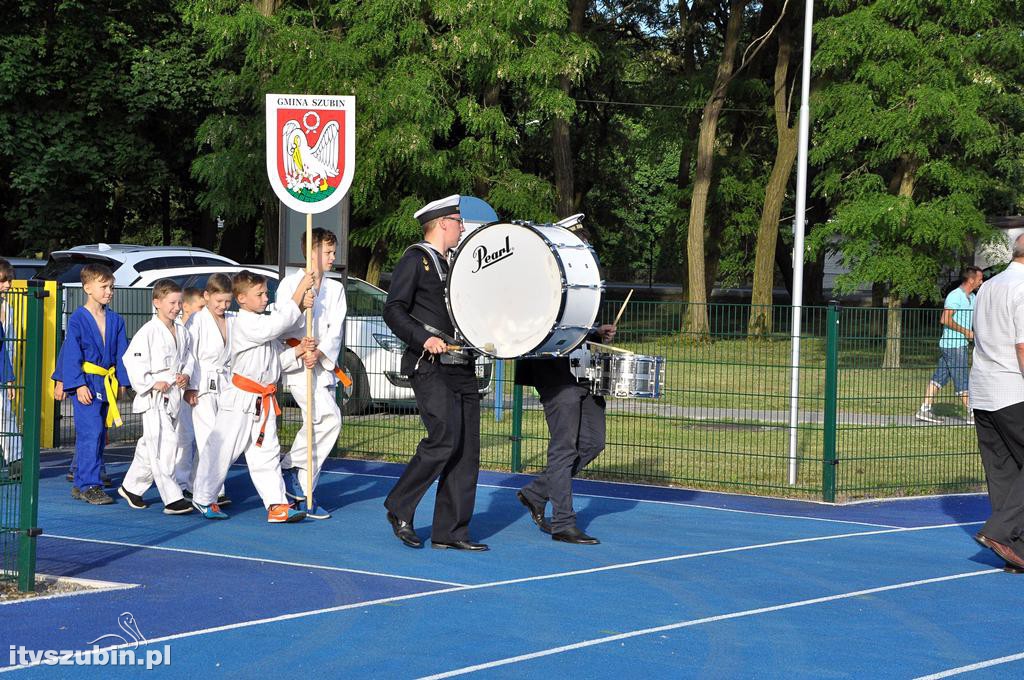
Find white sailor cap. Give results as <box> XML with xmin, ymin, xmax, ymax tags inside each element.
<box><xmin>414</xmin><ymin>194</ymin><xmax>461</xmax><ymax>226</ymax></box>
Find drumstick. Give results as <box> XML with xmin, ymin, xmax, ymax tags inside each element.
<box><xmin>612</xmin><ymin>289</ymin><xmax>634</xmax><ymax>327</ymax></box>
<box><xmin>588</xmin><ymin>341</ymin><xmax>633</xmax><ymax>355</ymax></box>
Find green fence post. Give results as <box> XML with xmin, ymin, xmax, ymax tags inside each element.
<box><xmin>511</xmin><ymin>384</ymin><xmax>524</xmax><ymax>473</ymax></box>
<box><xmin>17</xmin><ymin>281</ymin><xmax>46</xmax><ymax>592</ymax></box>
<box><xmin>822</xmin><ymin>300</ymin><xmax>840</xmax><ymax>503</ymax></box>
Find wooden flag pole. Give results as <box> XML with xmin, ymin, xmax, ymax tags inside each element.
<box><xmin>305</xmin><ymin>212</ymin><xmax>315</xmax><ymax>512</ymax></box>
<box><xmin>612</xmin><ymin>288</ymin><xmax>634</xmax><ymax>327</ymax></box>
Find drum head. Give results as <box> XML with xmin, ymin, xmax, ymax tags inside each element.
<box><xmin>448</xmin><ymin>223</ymin><xmax>564</xmax><ymax>358</ymax></box>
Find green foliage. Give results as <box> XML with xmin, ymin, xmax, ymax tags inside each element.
<box><xmin>810</xmin><ymin>0</ymin><xmax>1024</xmax><ymax>300</ymax></box>
<box><xmin>0</xmin><ymin>0</ymin><xmax>212</xmax><ymax>253</ymax></box>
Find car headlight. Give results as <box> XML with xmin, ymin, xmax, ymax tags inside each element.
<box><xmin>372</xmin><ymin>332</ymin><xmax>406</xmax><ymax>354</ymax></box>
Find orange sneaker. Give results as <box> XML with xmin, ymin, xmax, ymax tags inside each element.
<box><xmin>268</xmin><ymin>503</ymin><xmax>306</xmax><ymax>523</ymax></box>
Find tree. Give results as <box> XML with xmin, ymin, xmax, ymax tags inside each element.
<box><xmin>0</xmin><ymin>0</ymin><xmax>211</xmax><ymax>254</ymax></box>
<box><xmin>810</xmin><ymin>0</ymin><xmax>1024</xmax><ymax>367</ymax></box>
<box><xmin>747</xmin><ymin>10</ymin><xmax>798</xmax><ymax>337</ymax></box>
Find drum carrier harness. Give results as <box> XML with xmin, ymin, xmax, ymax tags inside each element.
<box><xmin>405</xmin><ymin>242</ymin><xmax>474</xmax><ymax>367</ymax></box>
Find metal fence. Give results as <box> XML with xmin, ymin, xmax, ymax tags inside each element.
<box><xmin>320</xmin><ymin>299</ymin><xmax>981</xmax><ymax>503</ymax></box>
<box><xmin>2</xmin><ymin>284</ymin><xmax>45</xmax><ymax>592</ymax></box>
<box><xmin>50</xmin><ymin>285</ymin><xmax>981</xmax><ymax>503</ymax></box>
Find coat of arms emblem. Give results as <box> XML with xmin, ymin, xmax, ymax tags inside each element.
<box><xmin>265</xmin><ymin>94</ymin><xmax>355</xmax><ymax>214</ymax></box>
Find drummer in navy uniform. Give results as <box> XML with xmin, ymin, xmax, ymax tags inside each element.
<box><xmin>382</xmin><ymin>194</ymin><xmax>488</xmax><ymax>551</ymax></box>
<box><xmin>515</xmin><ymin>228</ymin><xmax>616</xmax><ymax>545</ymax></box>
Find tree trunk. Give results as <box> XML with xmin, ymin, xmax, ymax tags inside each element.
<box><xmin>161</xmin><ymin>185</ymin><xmax>172</xmax><ymax>246</ymax></box>
<box><xmin>685</xmin><ymin>0</ymin><xmax>745</xmax><ymax>336</ymax></box>
<box><xmin>882</xmin><ymin>156</ymin><xmax>917</xmax><ymax>369</ymax></box>
<box><xmin>254</xmin><ymin>0</ymin><xmax>280</xmax><ymax>16</ymax></box>
<box><xmin>365</xmin><ymin>240</ymin><xmax>388</xmax><ymax>287</ymax></box>
<box><xmin>261</xmin><ymin>200</ymin><xmax>278</xmax><ymax>264</ymax></box>
<box><xmin>883</xmin><ymin>296</ymin><xmax>903</xmax><ymax>369</ymax></box>
<box><xmin>748</xmin><ymin>29</ymin><xmax>797</xmax><ymax>337</ymax></box>
<box><xmin>551</xmin><ymin>0</ymin><xmax>588</xmax><ymax>218</ymax></box>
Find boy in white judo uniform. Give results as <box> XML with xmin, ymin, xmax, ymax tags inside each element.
<box><xmin>0</xmin><ymin>258</ymin><xmax>21</xmax><ymax>474</ymax></box>
<box><xmin>182</xmin><ymin>274</ymin><xmax>234</xmax><ymax>505</ymax></box>
<box><xmin>278</xmin><ymin>228</ymin><xmax>347</xmax><ymax>520</ymax></box>
<box><xmin>174</xmin><ymin>287</ymin><xmax>205</xmax><ymax>495</ymax></box>
<box><xmin>118</xmin><ymin>279</ymin><xmax>195</xmax><ymax>514</ymax></box>
<box><xmin>191</xmin><ymin>269</ymin><xmax>315</xmax><ymax>522</ymax></box>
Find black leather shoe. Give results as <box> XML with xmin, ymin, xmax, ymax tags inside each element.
<box><xmin>431</xmin><ymin>540</ymin><xmax>489</xmax><ymax>552</ymax></box>
<box><xmin>552</xmin><ymin>527</ymin><xmax>600</xmax><ymax>545</ymax></box>
<box><xmin>516</xmin><ymin>491</ymin><xmax>551</xmax><ymax>534</ymax></box>
<box><xmin>386</xmin><ymin>511</ymin><xmax>422</xmax><ymax>548</ymax></box>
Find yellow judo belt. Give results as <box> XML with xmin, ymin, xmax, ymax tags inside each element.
<box><xmin>82</xmin><ymin>362</ymin><xmax>123</xmax><ymax>427</ymax></box>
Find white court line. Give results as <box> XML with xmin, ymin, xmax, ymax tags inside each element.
<box><xmin>44</xmin><ymin>534</ymin><xmax>466</xmax><ymax>588</ymax></box>
<box><xmin>915</xmin><ymin>652</ymin><xmax>1024</xmax><ymax>679</ymax></box>
<box><xmin>68</xmin><ymin>452</ymin><xmax>929</xmax><ymax>529</ymax></box>
<box><xmin>314</xmin><ymin>469</ymin><xmax>900</xmax><ymax>529</ymax></box>
<box><xmin>0</xmin><ymin>576</ymin><xmax>138</xmax><ymax>607</ymax></box>
<box><xmin>70</xmin><ymin>450</ymin><xmax>897</xmax><ymax>532</ymax></box>
<box><xmin>1</xmin><ymin>521</ymin><xmax>986</xmax><ymax>673</ymax></box>
<box><xmin>419</xmin><ymin>569</ymin><xmax>1002</xmax><ymax>679</ymax></box>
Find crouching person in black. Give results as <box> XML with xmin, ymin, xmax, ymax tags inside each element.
<box><xmin>381</xmin><ymin>194</ymin><xmax>487</xmax><ymax>552</ymax></box>
<box><xmin>515</xmin><ymin>323</ymin><xmax>616</xmax><ymax>545</ymax></box>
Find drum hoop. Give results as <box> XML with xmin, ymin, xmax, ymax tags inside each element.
<box><xmin>446</xmin><ymin>222</ymin><xmax>569</xmax><ymax>358</ymax></box>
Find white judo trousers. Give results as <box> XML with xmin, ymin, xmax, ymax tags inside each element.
<box><xmin>192</xmin><ymin>301</ymin><xmax>302</xmax><ymax>509</ymax></box>
<box><xmin>123</xmin><ymin>407</ymin><xmax>187</xmax><ymax>504</ymax></box>
<box><xmin>122</xmin><ymin>318</ymin><xmax>193</xmax><ymax>505</ymax></box>
<box><xmin>0</xmin><ymin>391</ymin><xmax>21</xmax><ymax>463</ymax></box>
<box><xmin>277</xmin><ymin>271</ymin><xmax>347</xmax><ymax>499</ymax></box>
<box><xmin>185</xmin><ymin>308</ymin><xmax>235</xmax><ymax>495</ymax></box>
<box><xmin>281</xmin><ymin>385</ymin><xmax>340</xmax><ymax>496</ymax></box>
<box><xmin>0</xmin><ymin>301</ymin><xmax>21</xmax><ymax>463</ymax></box>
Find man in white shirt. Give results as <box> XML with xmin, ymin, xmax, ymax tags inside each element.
<box><xmin>970</xmin><ymin>234</ymin><xmax>1024</xmax><ymax>571</ymax></box>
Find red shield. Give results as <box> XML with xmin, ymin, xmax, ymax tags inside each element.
<box><xmin>266</xmin><ymin>94</ymin><xmax>355</xmax><ymax>214</ymax></box>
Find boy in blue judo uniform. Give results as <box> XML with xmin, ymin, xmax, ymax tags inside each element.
<box><xmin>60</xmin><ymin>264</ymin><xmax>129</xmax><ymax>505</ymax></box>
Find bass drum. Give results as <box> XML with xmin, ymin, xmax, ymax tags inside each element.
<box><xmin>447</xmin><ymin>222</ymin><xmax>602</xmax><ymax>359</ymax></box>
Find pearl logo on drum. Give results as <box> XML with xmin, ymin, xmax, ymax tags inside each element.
<box><xmin>471</xmin><ymin>235</ymin><xmax>514</xmax><ymax>273</ymax></box>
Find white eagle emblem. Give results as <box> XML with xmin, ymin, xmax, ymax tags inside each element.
<box><xmin>281</xmin><ymin>119</ymin><xmax>340</xmax><ymax>193</ymax></box>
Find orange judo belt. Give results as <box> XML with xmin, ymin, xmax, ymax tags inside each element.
<box><xmin>231</xmin><ymin>374</ymin><xmax>280</xmax><ymax>447</ymax></box>
<box><xmin>283</xmin><ymin>338</ymin><xmax>353</xmax><ymax>388</ymax></box>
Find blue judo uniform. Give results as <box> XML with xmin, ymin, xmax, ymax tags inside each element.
<box><xmin>60</xmin><ymin>307</ymin><xmax>128</xmax><ymax>491</ymax></box>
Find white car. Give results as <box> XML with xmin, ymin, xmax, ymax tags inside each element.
<box><xmin>35</xmin><ymin>244</ymin><xmax>237</xmax><ymax>287</ymax></box>
<box><xmin>125</xmin><ymin>264</ymin><xmax>491</xmax><ymax>415</ymax></box>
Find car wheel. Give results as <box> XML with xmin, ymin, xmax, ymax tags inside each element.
<box><xmin>340</xmin><ymin>350</ymin><xmax>370</xmax><ymax>416</ymax></box>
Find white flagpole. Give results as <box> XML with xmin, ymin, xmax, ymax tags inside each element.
<box><xmin>788</xmin><ymin>0</ymin><xmax>815</xmax><ymax>485</ymax></box>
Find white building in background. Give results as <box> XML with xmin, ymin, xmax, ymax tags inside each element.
<box><xmin>975</xmin><ymin>217</ymin><xmax>1024</xmax><ymax>271</ymax></box>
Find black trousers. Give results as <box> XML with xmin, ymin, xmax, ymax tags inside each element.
<box><xmin>521</xmin><ymin>383</ymin><xmax>606</xmax><ymax>533</ymax></box>
<box><xmin>976</xmin><ymin>402</ymin><xmax>1024</xmax><ymax>548</ymax></box>
<box><xmin>384</xmin><ymin>362</ymin><xmax>481</xmax><ymax>542</ymax></box>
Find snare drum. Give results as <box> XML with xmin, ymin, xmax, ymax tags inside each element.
<box><xmin>447</xmin><ymin>222</ymin><xmax>603</xmax><ymax>359</ymax></box>
<box><xmin>592</xmin><ymin>353</ymin><xmax>665</xmax><ymax>399</ymax></box>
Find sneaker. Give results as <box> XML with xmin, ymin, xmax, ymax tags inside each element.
<box><xmin>117</xmin><ymin>486</ymin><xmax>149</xmax><ymax>510</ymax></box>
<box><xmin>81</xmin><ymin>486</ymin><xmax>114</xmax><ymax>505</ymax></box>
<box><xmin>217</xmin><ymin>494</ymin><xmax>232</xmax><ymax>507</ymax></box>
<box><xmin>295</xmin><ymin>497</ymin><xmax>331</xmax><ymax>520</ymax></box>
<box><xmin>163</xmin><ymin>499</ymin><xmax>194</xmax><ymax>515</ymax></box>
<box><xmin>268</xmin><ymin>503</ymin><xmax>306</xmax><ymax>523</ymax></box>
<box><xmin>66</xmin><ymin>472</ymin><xmax>74</xmax><ymax>483</ymax></box>
<box><xmin>70</xmin><ymin>486</ymin><xmax>82</xmax><ymax>499</ymax></box>
<box><xmin>915</xmin><ymin>407</ymin><xmax>941</xmax><ymax>424</ymax></box>
<box><xmin>8</xmin><ymin>460</ymin><xmax>22</xmax><ymax>479</ymax></box>
<box><xmin>192</xmin><ymin>500</ymin><xmax>228</xmax><ymax>520</ymax></box>
<box><xmin>101</xmin><ymin>474</ymin><xmax>114</xmax><ymax>488</ymax></box>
